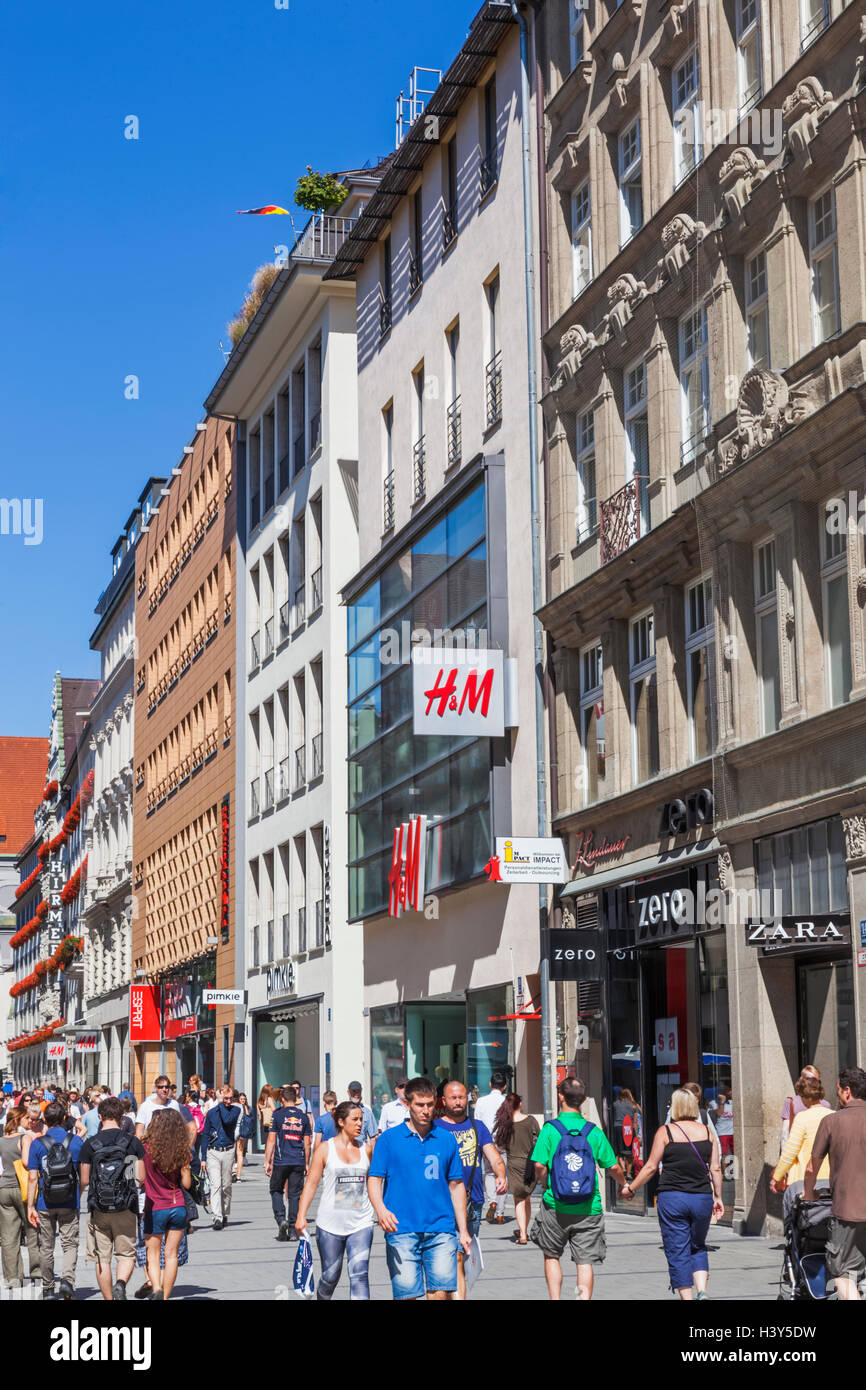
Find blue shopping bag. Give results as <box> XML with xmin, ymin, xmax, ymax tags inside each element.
<box><xmin>292</xmin><ymin>1234</ymin><xmax>315</xmax><ymax>1298</ymax></box>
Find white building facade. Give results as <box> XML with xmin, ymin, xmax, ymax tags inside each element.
<box><xmin>206</xmin><ymin>180</ymin><xmax>375</xmax><ymax>1110</ymax></box>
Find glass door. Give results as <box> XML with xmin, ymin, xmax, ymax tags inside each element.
<box><xmin>697</xmin><ymin>933</ymin><xmax>734</xmax><ymax>1219</ymax></box>
<box><xmin>608</xmin><ymin>944</ymin><xmax>645</xmax><ymax>1212</ymax></box>
<box><xmin>798</xmin><ymin>959</ymin><xmax>856</xmax><ymax>1078</ymax></box>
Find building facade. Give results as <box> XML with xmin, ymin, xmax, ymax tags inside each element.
<box><xmin>80</xmin><ymin>490</ymin><xmax>155</xmax><ymax>1091</ymax></box>
<box><xmin>132</xmin><ymin>426</ymin><xmax>237</xmax><ymax>1097</ymax></box>
<box><xmin>537</xmin><ymin>0</ymin><xmax>865</xmax><ymax>1230</ymax></box>
<box><xmin>205</xmin><ymin>178</ymin><xmax>375</xmax><ymax>1107</ymax></box>
<box><xmin>327</xmin><ymin>4</ymin><xmax>549</xmax><ymax>1110</ymax></box>
<box><xmin>0</xmin><ymin>736</ymin><xmax>49</xmax><ymax>1082</ymax></box>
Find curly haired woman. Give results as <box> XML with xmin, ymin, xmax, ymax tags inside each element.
<box><xmin>141</xmin><ymin>1109</ymin><xmax>192</xmax><ymax>1300</ymax></box>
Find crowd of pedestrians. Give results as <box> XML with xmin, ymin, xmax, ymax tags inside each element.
<box><xmin>1</xmin><ymin>1060</ymin><xmax>864</xmax><ymax>1302</ymax></box>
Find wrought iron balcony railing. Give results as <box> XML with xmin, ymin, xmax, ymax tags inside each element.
<box><xmin>446</xmin><ymin>397</ymin><xmax>462</xmax><ymax>467</ymax></box>
<box><xmin>383</xmin><ymin>470</ymin><xmax>395</xmax><ymax>531</ymax></box>
<box><xmin>413</xmin><ymin>436</ymin><xmax>426</xmax><ymax>502</ymax></box>
<box><xmin>485</xmin><ymin>350</ymin><xmax>503</xmax><ymax>428</ymax></box>
<box><xmin>599</xmin><ymin>476</ymin><xmax>650</xmax><ymax>565</ymax></box>
<box><xmin>479</xmin><ymin>152</ymin><xmax>498</xmax><ymax>195</ymax></box>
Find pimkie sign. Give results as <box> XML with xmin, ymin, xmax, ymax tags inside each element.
<box><xmin>387</xmin><ymin>815</ymin><xmax>427</xmax><ymax>918</ymax></box>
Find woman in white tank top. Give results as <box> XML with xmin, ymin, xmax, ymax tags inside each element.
<box><xmin>295</xmin><ymin>1101</ymin><xmax>375</xmax><ymax>1300</ymax></box>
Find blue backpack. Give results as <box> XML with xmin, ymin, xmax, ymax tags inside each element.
<box><xmin>549</xmin><ymin>1118</ymin><xmax>597</xmax><ymax>1202</ymax></box>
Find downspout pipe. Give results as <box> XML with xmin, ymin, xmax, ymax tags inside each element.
<box><xmin>509</xmin><ymin>0</ymin><xmax>553</xmax><ymax>1120</ymax></box>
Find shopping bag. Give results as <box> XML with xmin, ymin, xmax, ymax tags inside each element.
<box><xmin>465</xmin><ymin>1235</ymin><xmax>484</xmax><ymax>1291</ymax></box>
<box><xmin>292</xmin><ymin>1234</ymin><xmax>315</xmax><ymax>1298</ymax></box>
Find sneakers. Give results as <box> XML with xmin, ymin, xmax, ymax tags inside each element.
<box><xmin>112</xmin><ymin>1279</ymin><xmax>127</xmax><ymax>1301</ymax></box>
<box><xmin>277</xmin><ymin>1222</ymin><xmax>289</xmax><ymax>1241</ymax></box>
<box><xmin>149</xmin><ymin>1289</ymin><xmax>164</xmax><ymax>1300</ymax></box>
<box><xmin>696</xmin><ymin>1291</ymin><xmax>709</xmax><ymax>1301</ymax></box>
<box><xmin>212</xmin><ymin>1218</ymin><xmax>224</xmax><ymax>1231</ymax></box>
<box><xmin>57</xmin><ymin>1279</ymin><xmax>74</xmax><ymax>1301</ymax></box>
<box><xmin>134</xmin><ymin>1282</ymin><xmax>152</xmax><ymax>1300</ymax></box>
<box><xmin>485</xmin><ymin>1204</ymin><xmax>497</xmax><ymax>1224</ymax></box>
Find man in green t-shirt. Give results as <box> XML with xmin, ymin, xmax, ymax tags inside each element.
<box><xmin>530</xmin><ymin>1077</ymin><xmax>627</xmax><ymax>1300</ymax></box>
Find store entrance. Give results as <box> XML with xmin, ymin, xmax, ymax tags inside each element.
<box><xmin>406</xmin><ymin>1003</ymin><xmax>466</xmax><ymax>1091</ymax></box>
<box><xmin>798</xmin><ymin>958</ymin><xmax>856</xmax><ymax>1078</ymax></box>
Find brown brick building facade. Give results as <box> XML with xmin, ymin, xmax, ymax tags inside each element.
<box><xmin>132</xmin><ymin>418</ymin><xmax>237</xmax><ymax>1096</ymax></box>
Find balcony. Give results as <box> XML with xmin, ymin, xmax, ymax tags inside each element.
<box><xmin>409</xmin><ymin>254</ymin><xmax>422</xmax><ymax>294</ymax></box>
<box><xmin>310</xmin><ymin>565</ymin><xmax>323</xmax><ymax>613</ymax></box>
<box><xmin>485</xmin><ymin>350</ymin><xmax>503</xmax><ymax>427</ymax></box>
<box><xmin>413</xmin><ymin>436</ymin><xmax>427</xmax><ymax>503</ymax></box>
<box><xmin>294</xmin><ymin>745</ymin><xmax>306</xmax><ymax>791</ymax></box>
<box><xmin>250</xmin><ymin>630</ymin><xmax>260</xmax><ymax>672</ymax></box>
<box><xmin>297</xmin><ymin>906</ymin><xmax>307</xmax><ymax>953</ymax></box>
<box><xmin>279</xmin><ymin>600</ymin><xmax>291</xmax><ymax>643</ymax></box>
<box><xmin>379</xmin><ymin>294</ymin><xmax>392</xmax><ymax>338</ymax></box>
<box><xmin>447</xmin><ymin>397</ymin><xmax>462</xmax><ymax>467</ymax></box>
<box><xmin>291</xmin><ymin>212</ymin><xmax>358</xmax><ymax>262</ymax></box>
<box><xmin>263</xmin><ymin>767</ymin><xmax>275</xmax><ymax>812</ymax></box>
<box><xmin>383</xmin><ymin>470</ymin><xmax>395</xmax><ymax>531</ymax></box>
<box><xmin>279</xmin><ymin>755</ymin><xmax>291</xmax><ymax>800</ymax></box>
<box><xmin>314</xmin><ymin>898</ymin><xmax>325</xmax><ymax>949</ymax></box>
<box><xmin>263</xmin><ymin>616</ymin><xmax>274</xmax><ymax>660</ymax></box>
<box><xmin>442</xmin><ymin>205</ymin><xmax>457</xmax><ymax>250</ymax></box>
<box><xmin>479</xmin><ymin>151</ymin><xmax>497</xmax><ymax>196</ymax></box>
<box><xmin>311</xmin><ymin>731</ymin><xmax>323</xmax><ymax>780</ymax></box>
<box><xmin>599</xmin><ymin>476</ymin><xmax>649</xmax><ymax>565</ymax></box>
<box><xmin>292</xmin><ymin>582</ymin><xmax>306</xmax><ymax>629</ymax></box>
<box><xmin>293</xmin><ymin>431</ymin><xmax>305</xmax><ymax>479</ymax></box>
<box><xmin>800</xmin><ymin>7</ymin><xmax>828</xmax><ymax>51</ymax></box>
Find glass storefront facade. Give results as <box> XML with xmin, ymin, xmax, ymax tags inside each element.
<box><xmin>346</xmin><ymin>480</ymin><xmax>490</xmax><ymax>919</ymax></box>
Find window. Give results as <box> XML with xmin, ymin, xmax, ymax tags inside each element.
<box><xmin>624</xmin><ymin>362</ymin><xmax>650</xmax><ymax>537</ymax></box>
<box><xmin>569</xmin><ymin>0</ymin><xmax>585</xmax><ymax>70</ymax></box>
<box><xmin>481</xmin><ymin>75</ymin><xmax>497</xmax><ymax>193</ymax></box>
<box><xmin>746</xmin><ymin>251</ymin><xmax>770</xmax><ymax>369</ymax></box>
<box><xmin>821</xmin><ymin>505</ymin><xmax>851</xmax><ymax>709</ymax></box>
<box><xmin>486</xmin><ymin>274</ymin><xmax>502</xmax><ymax>427</ymax></box>
<box><xmin>736</xmin><ymin>0</ymin><xmax>761</xmax><ymax>112</ymax></box>
<box><xmin>630</xmin><ymin>611</ymin><xmax>659</xmax><ymax>783</ymax></box>
<box><xmin>800</xmin><ymin>0</ymin><xmax>829</xmax><ymax>50</ymax></box>
<box><xmin>446</xmin><ymin>322</ymin><xmax>461</xmax><ymax>467</ymax></box>
<box><xmin>410</xmin><ymin>189</ymin><xmax>423</xmax><ymax>293</ymax></box>
<box><xmin>380</xmin><ymin>235</ymin><xmax>392</xmax><ymax>336</ymax></box>
<box><xmin>571</xmin><ymin>180</ymin><xmax>592</xmax><ymax>298</ymax></box>
<box><xmin>579</xmin><ymin>641</ymin><xmax>604</xmax><ymax>803</ymax></box>
<box><xmin>444</xmin><ymin>140</ymin><xmax>458</xmax><ymax>246</ymax></box>
<box><xmin>755</xmin><ymin>538</ymin><xmax>780</xmax><ymax>734</ymax></box>
<box><xmin>576</xmin><ymin>409</ymin><xmax>597</xmax><ymax>541</ymax></box>
<box><xmin>685</xmin><ymin>576</ymin><xmax>715</xmax><ymax>760</ymax></box>
<box><xmin>756</xmin><ymin>817</ymin><xmax>846</xmax><ymax>917</ymax></box>
<box><xmin>810</xmin><ymin>190</ymin><xmax>840</xmax><ymax>345</ymax></box>
<box><xmin>618</xmin><ymin>121</ymin><xmax>643</xmax><ymax>246</ymax></box>
<box><xmin>679</xmin><ymin>307</ymin><xmax>709</xmax><ymax>463</ymax></box>
<box><xmin>673</xmin><ymin>50</ymin><xmax>702</xmax><ymax>184</ymax></box>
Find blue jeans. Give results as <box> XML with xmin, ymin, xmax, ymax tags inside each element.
<box><xmin>385</xmin><ymin>1231</ymin><xmax>458</xmax><ymax>1300</ymax></box>
<box><xmin>315</xmin><ymin>1225</ymin><xmax>374</xmax><ymax>1300</ymax></box>
<box><xmin>657</xmin><ymin>1191</ymin><xmax>714</xmax><ymax>1291</ymax></box>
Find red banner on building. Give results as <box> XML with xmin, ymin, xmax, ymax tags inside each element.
<box><xmin>129</xmin><ymin>984</ymin><xmax>161</xmax><ymax>1043</ymax></box>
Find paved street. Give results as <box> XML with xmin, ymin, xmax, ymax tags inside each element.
<box><xmin>13</xmin><ymin>1157</ymin><xmax>786</xmax><ymax>1302</ymax></box>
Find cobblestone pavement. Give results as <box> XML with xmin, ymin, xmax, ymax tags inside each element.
<box><xmin>11</xmin><ymin>1158</ymin><xmax>787</xmax><ymax>1302</ymax></box>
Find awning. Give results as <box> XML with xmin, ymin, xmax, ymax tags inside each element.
<box><xmin>559</xmin><ymin>837</ymin><xmax>721</xmax><ymax>898</ymax></box>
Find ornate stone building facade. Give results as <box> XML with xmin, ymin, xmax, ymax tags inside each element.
<box><xmin>536</xmin><ymin>0</ymin><xmax>865</xmax><ymax>1233</ymax></box>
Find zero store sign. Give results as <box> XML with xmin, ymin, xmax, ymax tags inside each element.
<box><xmin>635</xmin><ymin>888</ymin><xmax>692</xmax><ymax>942</ymax></box>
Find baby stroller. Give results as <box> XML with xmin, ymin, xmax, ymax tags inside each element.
<box><xmin>778</xmin><ymin>1191</ymin><xmax>833</xmax><ymax>1300</ymax></box>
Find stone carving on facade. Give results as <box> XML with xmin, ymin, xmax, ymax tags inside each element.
<box><xmin>842</xmin><ymin>814</ymin><xmax>866</xmax><ymax>864</ymax></box>
<box><xmin>718</xmin><ymin>147</ymin><xmax>768</xmax><ymax>220</ymax></box>
<box><xmin>782</xmin><ymin>78</ymin><xmax>837</xmax><ymax>166</ymax></box>
<box><xmin>665</xmin><ymin>0</ymin><xmax>691</xmax><ymax>40</ymax></box>
<box><xmin>601</xmin><ymin>273</ymin><xmax>648</xmax><ymax>342</ymax></box>
<box><xmin>717</xmin><ymin>848</ymin><xmax>734</xmax><ymax>893</ymax></box>
<box><xmin>855</xmin><ymin>17</ymin><xmax>866</xmax><ymax>93</ymax></box>
<box><xmin>719</xmin><ymin>369</ymin><xmax>818</xmax><ymax>470</ymax></box>
<box><xmin>551</xmin><ymin>324</ymin><xmax>598</xmax><ymax>391</ymax></box>
<box><xmin>658</xmin><ymin>213</ymin><xmax>708</xmax><ymax>281</ymax></box>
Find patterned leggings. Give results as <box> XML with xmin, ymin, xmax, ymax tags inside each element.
<box><xmin>315</xmin><ymin>1225</ymin><xmax>374</xmax><ymax>1301</ymax></box>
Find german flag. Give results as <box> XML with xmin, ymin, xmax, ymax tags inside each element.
<box><xmin>236</xmin><ymin>205</ymin><xmax>291</xmax><ymax>215</ymax></box>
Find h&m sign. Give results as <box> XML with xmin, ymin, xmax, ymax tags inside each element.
<box><xmin>746</xmin><ymin>913</ymin><xmax>851</xmax><ymax>954</ymax></box>
<box><xmin>413</xmin><ymin>649</ymin><xmax>515</xmax><ymax>738</ymax></box>
<box><xmin>388</xmin><ymin>816</ymin><xmax>428</xmax><ymax>918</ymax></box>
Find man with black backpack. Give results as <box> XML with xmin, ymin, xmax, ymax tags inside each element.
<box><xmin>26</xmin><ymin>1100</ymin><xmax>85</xmax><ymax>1300</ymax></box>
<box><xmin>530</xmin><ymin>1077</ymin><xmax>627</xmax><ymax>1301</ymax></box>
<box><xmin>79</xmin><ymin>1097</ymin><xmax>145</xmax><ymax>1300</ymax></box>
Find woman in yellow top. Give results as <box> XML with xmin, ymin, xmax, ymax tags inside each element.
<box><xmin>770</xmin><ymin>1075</ymin><xmax>831</xmax><ymax>1218</ymax></box>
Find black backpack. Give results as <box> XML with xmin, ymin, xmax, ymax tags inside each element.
<box><xmin>88</xmin><ymin>1131</ymin><xmax>138</xmax><ymax>1213</ymax></box>
<box><xmin>40</xmin><ymin>1134</ymin><xmax>78</xmax><ymax>1208</ymax></box>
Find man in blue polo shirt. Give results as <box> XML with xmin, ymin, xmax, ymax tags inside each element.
<box><xmin>368</xmin><ymin>1075</ymin><xmax>471</xmax><ymax>1301</ymax></box>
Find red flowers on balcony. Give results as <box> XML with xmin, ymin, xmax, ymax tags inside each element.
<box><xmin>9</xmin><ymin>935</ymin><xmax>84</xmax><ymax>996</ymax></box>
<box><xmin>60</xmin><ymin>856</ymin><xmax>87</xmax><ymax>905</ymax></box>
<box><xmin>42</xmin><ymin>780</ymin><xmax>59</xmax><ymax>802</ymax></box>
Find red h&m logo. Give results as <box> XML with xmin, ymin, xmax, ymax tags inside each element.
<box><xmin>423</xmin><ymin>666</ymin><xmax>495</xmax><ymax>720</ymax></box>
<box><xmin>387</xmin><ymin>815</ymin><xmax>428</xmax><ymax>918</ymax></box>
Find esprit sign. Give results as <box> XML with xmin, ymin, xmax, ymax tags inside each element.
<box><xmin>388</xmin><ymin>816</ymin><xmax>427</xmax><ymax>918</ymax></box>
<box><xmin>413</xmin><ymin>649</ymin><xmax>505</xmax><ymax>737</ymax></box>
<box><xmin>129</xmin><ymin>984</ymin><xmax>161</xmax><ymax>1043</ymax></box>
<box><xmin>745</xmin><ymin>914</ymin><xmax>851</xmax><ymax>955</ymax></box>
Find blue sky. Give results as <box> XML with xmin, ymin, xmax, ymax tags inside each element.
<box><xmin>0</xmin><ymin>0</ymin><xmax>476</xmax><ymax>736</ymax></box>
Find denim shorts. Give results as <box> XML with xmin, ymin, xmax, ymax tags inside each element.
<box><xmin>143</xmin><ymin>1205</ymin><xmax>187</xmax><ymax>1236</ymax></box>
<box><xmin>385</xmin><ymin>1231</ymin><xmax>458</xmax><ymax>1299</ymax></box>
